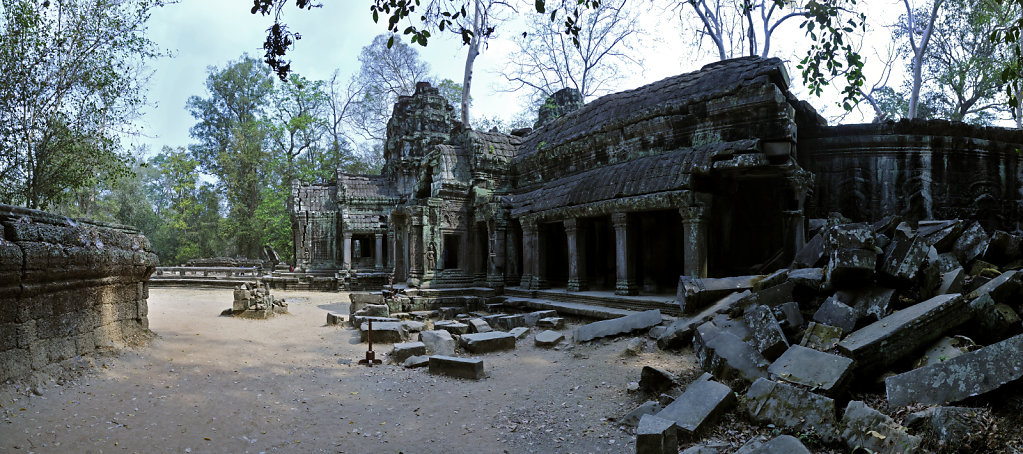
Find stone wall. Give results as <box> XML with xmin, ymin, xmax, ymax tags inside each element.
<box><xmin>0</xmin><ymin>204</ymin><xmax>158</xmax><ymax>383</ymax></box>
<box><xmin>800</xmin><ymin>120</ymin><xmax>1023</xmax><ymax>231</ymax></box>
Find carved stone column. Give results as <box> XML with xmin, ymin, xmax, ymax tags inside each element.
<box><xmin>487</xmin><ymin>221</ymin><xmax>507</xmax><ymax>290</ymax></box>
<box><xmin>519</xmin><ymin>220</ymin><xmax>536</xmax><ymax>288</ymax></box>
<box><xmin>505</xmin><ymin>224</ymin><xmax>521</xmax><ymax>287</ymax></box>
<box><xmin>375</xmin><ymin>233</ymin><xmax>384</xmax><ymax>269</ymax></box>
<box><xmin>681</xmin><ymin>205</ymin><xmax>709</xmax><ymax>278</ymax></box>
<box><xmin>532</xmin><ymin>222</ymin><xmax>549</xmax><ymax>290</ymax></box>
<box><xmin>409</xmin><ymin>216</ymin><xmax>424</xmax><ymax>283</ymax></box>
<box><xmin>342</xmin><ymin>232</ymin><xmax>353</xmax><ymax>270</ymax></box>
<box><xmin>612</xmin><ymin>212</ymin><xmax>637</xmax><ymax>295</ymax></box>
<box><xmin>565</xmin><ymin>218</ymin><xmax>588</xmax><ymax>291</ymax></box>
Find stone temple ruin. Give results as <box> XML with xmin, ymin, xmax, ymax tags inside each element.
<box><xmin>228</xmin><ymin>282</ymin><xmax>287</xmax><ymax>319</ymax></box>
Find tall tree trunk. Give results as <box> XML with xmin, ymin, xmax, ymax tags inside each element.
<box><xmin>905</xmin><ymin>0</ymin><xmax>944</xmax><ymax>119</ymax></box>
<box><xmin>461</xmin><ymin>0</ymin><xmax>481</xmax><ymax>128</ymax></box>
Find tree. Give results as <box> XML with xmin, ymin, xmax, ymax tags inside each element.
<box><xmin>894</xmin><ymin>0</ymin><xmax>945</xmax><ymax>119</ymax></box>
<box><xmin>350</xmin><ymin>34</ymin><xmax>431</xmax><ymax>142</ymax></box>
<box><xmin>990</xmin><ymin>0</ymin><xmax>1022</xmax><ymax>127</ymax></box>
<box><xmin>0</xmin><ymin>0</ymin><xmax>164</xmax><ymax>209</ymax></box>
<box><xmin>503</xmin><ymin>0</ymin><xmax>641</xmax><ymax>102</ymax></box>
<box><xmin>187</xmin><ymin>55</ymin><xmax>275</xmax><ymax>258</ymax></box>
<box><xmin>267</xmin><ymin>73</ymin><xmax>329</xmax><ymax>191</ymax></box>
<box><xmin>147</xmin><ymin>147</ymin><xmax>225</xmax><ymax>265</ymax></box>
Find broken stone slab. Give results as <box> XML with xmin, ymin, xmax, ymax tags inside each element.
<box><xmin>744</xmin><ymin>378</ymin><xmax>838</xmax><ymax>442</ymax></box>
<box><xmin>636</xmin><ymin>414</ymin><xmax>678</xmax><ymax>454</ymax></box>
<box><xmin>509</xmin><ymin>327</ymin><xmax>529</xmax><ymax>339</ymax></box>
<box><xmin>349</xmin><ymin>292</ymin><xmax>384</xmax><ymax>314</ymax></box>
<box><xmin>968</xmin><ymin>259</ymin><xmax>1000</xmax><ymax>277</ymax></box>
<box><xmin>812</xmin><ymin>297</ymin><xmax>858</xmax><ymax>333</ymax></box>
<box><xmin>401</xmin><ymin>320</ymin><xmax>426</xmax><ymax>333</ymax></box>
<box><xmin>753</xmin><ymin>269</ymin><xmax>789</xmax><ymax>291</ymax></box>
<box><xmin>466</xmin><ymin>318</ymin><xmax>493</xmax><ymax>334</ymax></box>
<box><xmin>743</xmin><ymin>305</ymin><xmax>789</xmax><ymax>360</ymax></box>
<box><xmin>522</xmin><ymin>310</ymin><xmax>558</xmax><ymax>326</ymax></box>
<box><xmin>655</xmin><ymin>373</ymin><xmax>735</xmax><ymax>437</ymax></box>
<box><xmin>965</xmin><ymin>293</ymin><xmax>1022</xmax><ymax>342</ymax></box>
<box><xmin>733</xmin><ymin>435</ymin><xmax>812</xmax><ymax>454</ymax></box>
<box><xmin>481</xmin><ymin>314</ymin><xmax>505</xmax><ymax>327</ymax></box>
<box><xmin>693</xmin><ymin>319</ymin><xmax>769</xmax><ymax>384</ymax></box>
<box><xmin>409</xmin><ymin>310</ymin><xmax>439</xmax><ymax>320</ymax></box>
<box><xmin>658</xmin><ymin>291</ymin><xmax>749</xmax><ymax>349</ymax></box>
<box><xmin>434</xmin><ymin>320</ymin><xmax>470</xmax><ymax>335</ymax></box>
<box><xmin>681</xmin><ymin>446</ymin><xmax>723</xmax><ymax>454</ymax></box>
<box><xmin>534</xmin><ymin>330</ymin><xmax>564</xmax><ymax>347</ymax></box>
<box><xmin>358</xmin><ymin>321</ymin><xmax>409</xmax><ymax>343</ymax></box>
<box><xmin>919</xmin><ymin>220</ymin><xmax>964</xmax><ymax>251</ymax></box>
<box><xmin>774</xmin><ymin>302</ymin><xmax>803</xmax><ymax>335</ymax></box>
<box><xmin>621</xmin><ymin>400</ymin><xmax>663</xmax><ymax>427</ymax></box>
<box><xmin>495</xmin><ymin>314</ymin><xmax>527</xmax><ymax>330</ymax></box>
<box><xmin>459</xmin><ymin>331</ymin><xmax>516</xmax><ymax>353</ymax></box>
<box><xmin>912</xmin><ymin>335</ymin><xmax>977</xmax><ymax>368</ymax></box>
<box><xmin>744</xmin><ymin>281</ymin><xmax>796</xmax><ymax>309</ymax></box>
<box><xmin>787</xmin><ymin>267</ymin><xmax>824</xmax><ymax>290</ymax></box>
<box><xmin>880</xmin><ymin>228</ymin><xmax>929</xmax><ymax>282</ymax></box>
<box><xmin>574</xmin><ymin>309</ymin><xmax>661</xmax><ymax>343</ymax></box>
<box><xmin>639</xmin><ymin>366</ymin><xmax>678</xmax><ymax>394</ymax></box>
<box><xmin>966</xmin><ymin>269</ymin><xmax>1021</xmax><ymax>302</ymax></box>
<box><xmin>885</xmin><ymin>332</ymin><xmax>1023</xmax><ymax>407</ymax></box>
<box><xmin>826</xmin><ymin>247</ymin><xmax>878</xmax><ymax>288</ymax></box>
<box><xmin>536</xmin><ymin>317</ymin><xmax>564</xmax><ymax>329</ymax></box>
<box><xmin>768</xmin><ymin>345</ymin><xmax>853</xmax><ymax>396</ymax></box>
<box><xmin>438</xmin><ymin>306</ymin><xmax>462</xmax><ymax>320</ymax></box>
<box><xmin>428</xmin><ymin>355</ymin><xmax>484</xmax><ymax>380</ymax></box>
<box><xmin>839</xmin><ymin>400</ymin><xmax>921</xmax><ymax>454</ymax></box>
<box><xmin>953</xmin><ymin>221</ymin><xmax>989</xmax><ymax>264</ymax></box>
<box><xmin>835</xmin><ymin>285</ymin><xmax>896</xmax><ymax>321</ymax></box>
<box><xmin>326</xmin><ymin>312</ymin><xmax>346</xmax><ymax>326</ymax></box>
<box><xmin>390</xmin><ymin>341</ymin><xmax>427</xmax><ymax>364</ymax></box>
<box><xmin>418</xmin><ymin>329</ymin><xmax>456</xmax><ymax>356</ymax></box>
<box><xmin>936</xmin><ymin>267</ymin><xmax>965</xmax><ymax>295</ymax></box>
<box><xmin>838</xmin><ymin>293</ymin><xmax>968</xmax><ymax>373</ymax></box>
<box><xmin>799</xmin><ymin>321</ymin><xmax>843</xmax><ymax>351</ymax></box>
<box><xmin>984</xmin><ymin>230</ymin><xmax>1022</xmax><ymax>265</ymax></box>
<box><xmin>352</xmin><ymin>315</ymin><xmax>401</xmax><ymax>327</ymax></box>
<box><xmin>791</xmin><ymin>232</ymin><xmax>826</xmax><ymax>269</ymax></box>
<box><xmin>402</xmin><ymin>355</ymin><xmax>430</xmax><ymax>368</ymax></box>
<box><xmin>678</xmin><ymin>276</ymin><xmax>759</xmax><ymax>314</ymax></box>
<box><xmin>904</xmin><ymin>406</ymin><xmax>986</xmax><ymax>452</ymax></box>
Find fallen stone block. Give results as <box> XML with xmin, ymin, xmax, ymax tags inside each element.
<box><xmin>836</xmin><ymin>286</ymin><xmax>896</xmax><ymax>321</ymax></box>
<box><xmin>812</xmin><ymin>297</ymin><xmax>858</xmax><ymax>333</ymax></box>
<box><xmin>919</xmin><ymin>220</ymin><xmax>964</xmax><ymax>250</ymax></box>
<box><xmin>639</xmin><ymin>366</ymin><xmax>678</xmax><ymax>394</ymax></box>
<box><xmin>349</xmin><ymin>292</ymin><xmax>384</xmax><ymax>314</ymax></box>
<box><xmin>534</xmin><ymin>330</ymin><xmax>564</xmax><ymax>347</ymax></box>
<box><xmin>953</xmin><ymin>221</ymin><xmax>989</xmax><ymax>264</ymax></box>
<box><xmin>326</xmin><ymin>312</ymin><xmax>346</xmax><ymax>325</ymax></box>
<box><xmin>680</xmin><ymin>446</ymin><xmax>723</xmax><ymax>454</ymax></box>
<box><xmin>880</xmin><ymin>228</ymin><xmax>929</xmax><ymax>282</ymax></box>
<box><xmin>936</xmin><ymin>267</ymin><xmax>965</xmax><ymax>295</ymax></box>
<box><xmin>439</xmin><ymin>306</ymin><xmax>462</xmax><ymax>320</ymax></box>
<box><xmin>536</xmin><ymin>317</ymin><xmax>564</xmax><ymax>329</ymax></box>
<box><xmin>523</xmin><ymin>310</ymin><xmax>558</xmax><ymax>326</ymax></box>
<box><xmin>694</xmin><ymin>320</ymin><xmax>768</xmax><ymax>384</ymax></box>
<box><xmin>352</xmin><ymin>315</ymin><xmax>400</xmax><ymax>327</ymax></box>
<box><xmin>466</xmin><ymin>318</ymin><xmax>493</xmax><ymax>333</ymax></box>
<box><xmin>409</xmin><ymin>310</ymin><xmax>438</xmax><ymax>320</ymax></box>
<box><xmin>620</xmin><ymin>400</ymin><xmax>663</xmax><ymax>427</ymax></box>
<box><xmin>574</xmin><ymin>309</ymin><xmax>661</xmax><ymax>343</ymax></box>
<box><xmin>768</xmin><ymin>345</ymin><xmax>852</xmax><ymax>396</ymax></box>
<box><xmin>359</xmin><ymin>321</ymin><xmax>409</xmax><ymax>343</ymax></box>
<box><xmin>885</xmin><ymin>333</ymin><xmax>1023</xmax><ymax>407</ymax></box>
<box><xmin>966</xmin><ymin>269</ymin><xmax>1021</xmax><ymax>302</ymax></box>
<box><xmin>402</xmin><ymin>355</ymin><xmax>430</xmax><ymax>368</ymax></box>
<box><xmin>839</xmin><ymin>400</ymin><xmax>921</xmax><ymax>454</ymax></box>
<box><xmin>495</xmin><ymin>314</ymin><xmax>526</xmax><ymax>330</ymax></box>
<box><xmin>744</xmin><ymin>378</ymin><xmax>838</xmax><ymax>442</ymax></box>
<box><xmin>825</xmin><ymin>224</ymin><xmax>879</xmax><ymax>287</ymax></box>
<box><xmin>984</xmin><ymin>230</ymin><xmax>1021</xmax><ymax>265</ymax></box>
<box><xmin>798</xmin><ymin>322</ymin><xmax>843</xmax><ymax>351</ymax></box>
<box><xmin>774</xmin><ymin>302</ymin><xmax>803</xmax><ymax>335</ymax></box>
<box><xmin>791</xmin><ymin>232</ymin><xmax>826</xmax><ymax>269</ymax></box>
<box><xmin>753</xmin><ymin>269</ymin><xmax>788</xmax><ymax>291</ymax></box>
<box><xmin>658</xmin><ymin>291</ymin><xmax>749</xmax><ymax>349</ymax></box>
<box><xmin>965</xmin><ymin>293</ymin><xmax>1022</xmax><ymax>342</ymax></box>
<box><xmin>428</xmin><ymin>355</ymin><xmax>484</xmax><ymax>380</ymax></box>
<box><xmin>509</xmin><ymin>327</ymin><xmax>529</xmax><ymax>339</ymax></box>
<box><xmin>655</xmin><ymin>373</ymin><xmax>735</xmax><ymax>437</ymax></box>
<box><xmin>905</xmin><ymin>406</ymin><xmax>987</xmax><ymax>452</ymax></box>
<box><xmin>401</xmin><ymin>320</ymin><xmax>426</xmax><ymax>333</ymax></box>
<box><xmin>459</xmin><ymin>331</ymin><xmax>516</xmax><ymax>353</ymax></box>
<box><xmin>434</xmin><ymin>320</ymin><xmax>470</xmax><ymax>335</ymax></box>
<box><xmin>787</xmin><ymin>267</ymin><xmax>824</xmax><ymax>290</ymax></box>
<box><xmin>678</xmin><ymin>276</ymin><xmax>759</xmax><ymax>314</ymax></box>
<box><xmin>734</xmin><ymin>435</ymin><xmax>812</xmax><ymax>454</ymax></box>
<box><xmin>481</xmin><ymin>314</ymin><xmax>505</xmax><ymax>327</ymax></box>
<box><xmin>746</xmin><ymin>281</ymin><xmax>796</xmax><ymax>309</ymax></box>
<box><xmin>969</xmin><ymin>259</ymin><xmax>1000</xmax><ymax>277</ymax></box>
<box><xmin>912</xmin><ymin>335</ymin><xmax>977</xmax><ymax>368</ymax></box>
<box><xmin>744</xmin><ymin>305</ymin><xmax>789</xmax><ymax>360</ymax></box>
<box><xmin>419</xmin><ymin>329</ymin><xmax>456</xmax><ymax>356</ymax></box>
<box><xmin>390</xmin><ymin>341</ymin><xmax>427</xmax><ymax>364</ymax></box>
<box><xmin>838</xmin><ymin>293</ymin><xmax>968</xmax><ymax>373</ymax></box>
<box><xmin>636</xmin><ymin>414</ymin><xmax>678</xmax><ymax>454</ymax></box>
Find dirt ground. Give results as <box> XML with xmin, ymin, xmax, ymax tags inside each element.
<box><xmin>0</xmin><ymin>288</ymin><xmax>704</xmax><ymax>454</ymax></box>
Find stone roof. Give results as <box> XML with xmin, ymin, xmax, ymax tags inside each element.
<box><xmin>509</xmin><ymin>140</ymin><xmax>763</xmax><ymax>217</ymax></box>
<box><xmin>338</xmin><ymin>174</ymin><xmax>399</xmax><ymax>203</ymax></box>
<box><xmin>342</xmin><ymin>212</ymin><xmax>387</xmax><ymax>233</ymax></box>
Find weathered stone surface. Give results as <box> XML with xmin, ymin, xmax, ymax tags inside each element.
<box><xmin>534</xmin><ymin>330</ymin><xmax>564</xmax><ymax>347</ymax></box>
<box><xmin>326</xmin><ymin>312</ymin><xmax>346</xmax><ymax>325</ymax></box>
<box><xmin>825</xmin><ymin>224</ymin><xmax>879</xmax><ymax>287</ymax></box>
<box><xmin>678</xmin><ymin>276</ymin><xmax>759</xmax><ymax>314</ymax></box>
<box><xmin>574</xmin><ymin>309</ymin><xmax>661</xmax><ymax>342</ymax></box>
<box><xmin>936</xmin><ymin>267</ymin><xmax>965</xmax><ymax>295</ymax></box>
<box><xmin>636</xmin><ymin>414</ymin><xmax>678</xmax><ymax>454</ymax></box>
<box><xmin>744</xmin><ymin>378</ymin><xmax>838</xmax><ymax>441</ymax></box>
<box><xmin>913</xmin><ymin>335</ymin><xmax>976</xmax><ymax>368</ymax></box>
<box><xmin>401</xmin><ymin>320</ymin><xmax>427</xmax><ymax>333</ymax></box>
<box><xmin>774</xmin><ymin>302</ymin><xmax>803</xmax><ymax>335</ymax></box>
<box><xmin>965</xmin><ymin>293</ymin><xmax>1021</xmax><ymax>342</ymax></box>
<box><xmin>768</xmin><ymin>345</ymin><xmax>852</xmax><ymax>395</ymax></box>
<box><xmin>402</xmin><ymin>355</ymin><xmax>430</xmax><ymax>368</ymax></box>
<box><xmin>359</xmin><ymin>321</ymin><xmax>409</xmax><ymax>343</ymax></box>
<box><xmin>953</xmin><ymin>221</ymin><xmax>989</xmax><ymax>264</ymax></box>
<box><xmin>352</xmin><ymin>315</ymin><xmax>400</xmax><ymax>327</ymax></box>
<box><xmin>459</xmin><ymin>331</ymin><xmax>516</xmax><ymax>353</ymax></box>
<box><xmin>658</xmin><ymin>291</ymin><xmax>749</xmax><ymax>349</ymax></box>
<box><xmin>655</xmin><ymin>373</ymin><xmax>735</xmax><ymax>436</ymax></box>
<box><xmin>966</xmin><ymin>269</ymin><xmax>1021</xmax><ymax>301</ymax></box>
<box><xmin>799</xmin><ymin>322</ymin><xmax>843</xmax><ymax>351</ymax></box>
<box><xmin>984</xmin><ymin>230</ymin><xmax>1021</xmax><ymax>264</ymax></box>
<box><xmin>787</xmin><ymin>267</ymin><xmax>824</xmax><ymax>290</ymax></box>
<box><xmin>838</xmin><ymin>293</ymin><xmax>968</xmax><ymax>373</ymax></box>
<box><xmin>744</xmin><ymin>305</ymin><xmax>789</xmax><ymax>360</ymax></box>
<box><xmin>466</xmin><ymin>318</ymin><xmax>493</xmax><ymax>334</ymax></box>
<box><xmin>734</xmin><ymin>435</ymin><xmax>812</xmax><ymax>454</ymax></box>
<box><xmin>349</xmin><ymin>293</ymin><xmax>384</xmax><ymax>315</ymax></box>
<box><xmin>390</xmin><ymin>341</ymin><xmax>427</xmax><ymax>364</ymax></box>
<box><xmin>639</xmin><ymin>366</ymin><xmax>678</xmax><ymax>394</ymax></box>
<box><xmin>495</xmin><ymin>314</ymin><xmax>526</xmax><ymax>330</ymax></box>
<box><xmin>836</xmin><ymin>285</ymin><xmax>896</xmax><ymax>321</ymax></box>
<box><xmin>621</xmin><ymin>400</ymin><xmax>663</xmax><ymax>427</ymax></box>
<box><xmin>694</xmin><ymin>319</ymin><xmax>769</xmax><ymax>383</ymax></box>
<box><xmin>791</xmin><ymin>232</ymin><xmax>826</xmax><ymax>269</ymax></box>
<box><xmin>753</xmin><ymin>269</ymin><xmax>788</xmax><ymax>291</ymax></box>
<box><xmin>880</xmin><ymin>228</ymin><xmax>929</xmax><ymax>282</ymax></box>
<box><xmin>839</xmin><ymin>400</ymin><xmax>921</xmax><ymax>454</ymax></box>
<box><xmin>885</xmin><ymin>333</ymin><xmax>1023</xmax><ymax>407</ymax></box>
<box><xmin>522</xmin><ymin>310</ymin><xmax>558</xmax><ymax>326</ymax></box>
<box><xmin>419</xmin><ymin>329</ymin><xmax>456</xmax><ymax>356</ymax></box>
<box><xmin>428</xmin><ymin>355</ymin><xmax>485</xmax><ymax>380</ymax></box>
<box><xmin>904</xmin><ymin>406</ymin><xmax>986</xmax><ymax>452</ymax></box>
<box><xmin>812</xmin><ymin>297</ymin><xmax>858</xmax><ymax>333</ymax></box>
<box><xmin>680</xmin><ymin>446</ymin><xmax>722</xmax><ymax>454</ymax></box>
<box><xmin>434</xmin><ymin>320</ymin><xmax>470</xmax><ymax>335</ymax></box>
<box><xmin>536</xmin><ymin>317</ymin><xmax>564</xmax><ymax>329</ymax></box>
<box><xmin>509</xmin><ymin>327</ymin><xmax>529</xmax><ymax>339</ymax></box>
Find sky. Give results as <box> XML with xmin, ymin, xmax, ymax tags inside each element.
<box><xmin>133</xmin><ymin>0</ymin><xmax>909</xmax><ymax>158</ymax></box>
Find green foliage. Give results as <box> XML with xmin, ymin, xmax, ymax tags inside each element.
<box><xmin>794</xmin><ymin>0</ymin><xmax>868</xmax><ymax>111</ymax></box>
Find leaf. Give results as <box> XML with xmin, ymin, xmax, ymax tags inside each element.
<box><xmin>867</xmin><ymin>430</ymin><xmax>886</xmax><ymax>440</ymax></box>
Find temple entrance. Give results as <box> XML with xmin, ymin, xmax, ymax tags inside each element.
<box><xmin>712</xmin><ymin>178</ymin><xmax>788</xmax><ymax>275</ymax></box>
<box><xmin>636</xmin><ymin>210</ymin><xmax>684</xmax><ymax>294</ymax></box>
<box><xmin>541</xmin><ymin>221</ymin><xmax>568</xmax><ymax>288</ymax></box>
<box><xmin>582</xmin><ymin>216</ymin><xmax>615</xmax><ymax>291</ymax></box>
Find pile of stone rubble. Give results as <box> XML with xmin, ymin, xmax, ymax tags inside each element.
<box><xmin>229</xmin><ymin>283</ymin><xmax>287</xmax><ymax>319</ymax></box>
<box><xmin>630</xmin><ymin>217</ymin><xmax>1023</xmax><ymax>453</ymax></box>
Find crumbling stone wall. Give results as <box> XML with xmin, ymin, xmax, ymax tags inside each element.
<box><xmin>0</xmin><ymin>204</ymin><xmax>158</xmax><ymax>383</ymax></box>
<box><xmin>800</xmin><ymin>120</ymin><xmax>1023</xmax><ymax>232</ymax></box>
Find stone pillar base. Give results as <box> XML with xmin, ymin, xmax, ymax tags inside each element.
<box><xmin>615</xmin><ymin>281</ymin><xmax>639</xmax><ymax>296</ymax></box>
<box><xmin>567</xmin><ymin>278</ymin><xmax>589</xmax><ymax>292</ymax></box>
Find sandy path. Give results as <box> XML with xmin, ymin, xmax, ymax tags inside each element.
<box><xmin>0</xmin><ymin>288</ymin><xmax>698</xmax><ymax>454</ymax></box>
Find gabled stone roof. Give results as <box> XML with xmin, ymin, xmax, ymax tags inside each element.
<box><xmin>338</xmin><ymin>174</ymin><xmax>399</xmax><ymax>203</ymax></box>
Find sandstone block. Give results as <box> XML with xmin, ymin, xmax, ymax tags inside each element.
<box><xmin>358</xmin><ymin>321</ymin><xmax>408</xmax><ymax>343</ymax></box>
<box><xmin>574</xmin><ymin>309</ymin><xmax>661</xmax><ymax>343</ymax></box>
<box><xmin>839</xmin><ymin>400</ymin><xmax>921</xmax><ymax>454</ymax></box>
<box><xmin>678</xmin><ymin>276</ymin><xmax>759</xmax><ymax>314</ymax></box>
<box><xmin>459</xmin><ymin>331</ymin><xmax>516</xmax><ymax>353</ymax></box>
<box><xmin>743</xmin><ymin>305</ymin><xmax>789</xmax><ymax>360</ymax></box>
<box><xmin>434</xmin><ymin>320</ymin><xmax>470</xmax><ymax>335</ymax></box>
<box><xmin>534</xmin><ymin>330</ymin><xmax>564</xmax><ymax>347</ymax></box>
<box><xmin>768</xmin><ymin>345</ymin><xmax>852</xmax><ymax>396</ymax></box>
<box><xmin>467</xmin><ymin>318</ymin><xmax>492</xmax><ymax>333</ymax></box>
<box><xmin>428</xmin><ymin>355</ymin><xmax>484</xmax><ymax>380</ymax></box>
<box><xmin>419</xmin><ymin>330</ymin><xmax>456</xmax><ymax>356</ymax></box>
<box><xmin>621</xmin><ymin>400</ymin><xmax>662</xmax><ymax>427</ymax></box>
<box><xmin>658</xmin><ymin>291</ymin><xmax>748</xmax><ymax>349</ymax></box>
<box><xmin>390</xmin><ymin>341</ymin><xmax>427</xmax><ymax>364</ymax></box>
<box><xmin>744</xmin><ymin>378</ymin><xmax>838</xmax><ymax>442</ymax></box>
<box><xmin>639</xmin><ymin>366</ymin><xmax>678</xmax><ymax>394</ymax></box>
<box><xmin>694</xmin><ymin>320</ymin><xmax>768</xmax><ymax>384</ymax></box>
<box><xmin>636</xmin><ymin>414</ymin><xmax>678</xmax><ymax>454</ymax></box>
<box><xmin>536</xmin><ymin>317</ymin><xmax>564</xmax><ymax>329</ymax></box>
<box><xmin>734</xmin><ymin>435</ymin><xmax>812</xmax><ymax>454</ymax></box>
<box><xmin>812</xmin><ymin>297</ymin><xmax>858</xmax><ymax>333</ymax></box>
<box><xmin>523</xmin><ymin>310</ymin><xmax>557</xmax><ymax>326</ymax></box>
<box><xmin>655</xmin><ymin>373</ymin><xmax>734</xmax><ymax>438</ymax></box>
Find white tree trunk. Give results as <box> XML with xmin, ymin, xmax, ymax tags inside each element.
<box><xmin>461</xmin><ymin>0</ymin><xmax>481</xmax><ymax>128</ymax></box>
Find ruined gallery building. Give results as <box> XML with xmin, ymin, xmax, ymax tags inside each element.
<box><xmin>290</xmin><ymin>57</ymin><xmax>1023</xmax><ymax>295</ymax></box>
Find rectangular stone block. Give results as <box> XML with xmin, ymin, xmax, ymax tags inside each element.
<box><xmin>744</xmin><ymin>378</ymin><xmax>838</xmax><ymax>442</ymax></box>
<box><xmin>434</xmin><ymin>320</ymin><xmax>470</xmax><ymax>335</ymax></box>
<box><xmin>390</xmin><ymin>341</ymin><xmax>427</xmax><ymax>364</ymax></box>
<box><xmin>636</xmin><ymin>414</ymin><xmax>678</xmax><ymax>454</ymax></box>
<box><xmin>428</xmin><ymin>355</ymin><xmax>484</xmax><ymax>380</ymax></box>
<box><xmin>885</xmin><ymin>333</ymin><xmax>1023</xmax><ymax>407</ymax></box>
<box><xmin>840</xmin><ymin>400</ymin><xmax>921</xmax><ymax>453</ymax></box>
<box><xmin>655</xmin><ymin>373</ymin><xmax>735</xmax><ymax>436</ymax></box>
<box><xmin>459</xmin><ymin>331</ymin><xmax>516</xmax><ymax>353</ymax></box>
<box><xmin>693</xmin><ymin>320</ymin><xmax>768</xmax><ymax>384</ymax></box>
<box><xmin>467</xmin><ymin>318</ymin><xmax>492</xmax><ymax>333</ymax></box>
<box><xmin>359</xmin><ymin>321</ymin><xmax>409</xmax><ymax>343</ymax></box>
<box><xmin>495</xmin><ymin>314</ymin><xmax>526</xmax><ymax>330</ymax></box>
<box><xmin>768</xmin><ymin>345</ymin><xmax>853</xmax><ymax>396</ymax></box>
<box><xmin>743</xmin><ymin>305</ymin><xmax>789</xmax><ymax>360</ymax></box>
<box><xmin>523</xmin><ymin>310</ymin><xmax>557</xmax><ymax>326</ymax></box>
<box><xmin>838</xmin><ymin>293</ymin><xmax>968</xmax><ymax>373</ymax></box>
<box><xmin>658</xmin><ymin>291</ymin><xmax>749</xmax><ymax>349</ymax></box>
<box><xmin>678</xmin><ymin>275</ymin><xmax>759</xmax><ymax>314</ymax></box>
<box><xmin>574</xmin><ymin>309</ymin><xmax>661</xmax><ymax>343</ymax></box>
